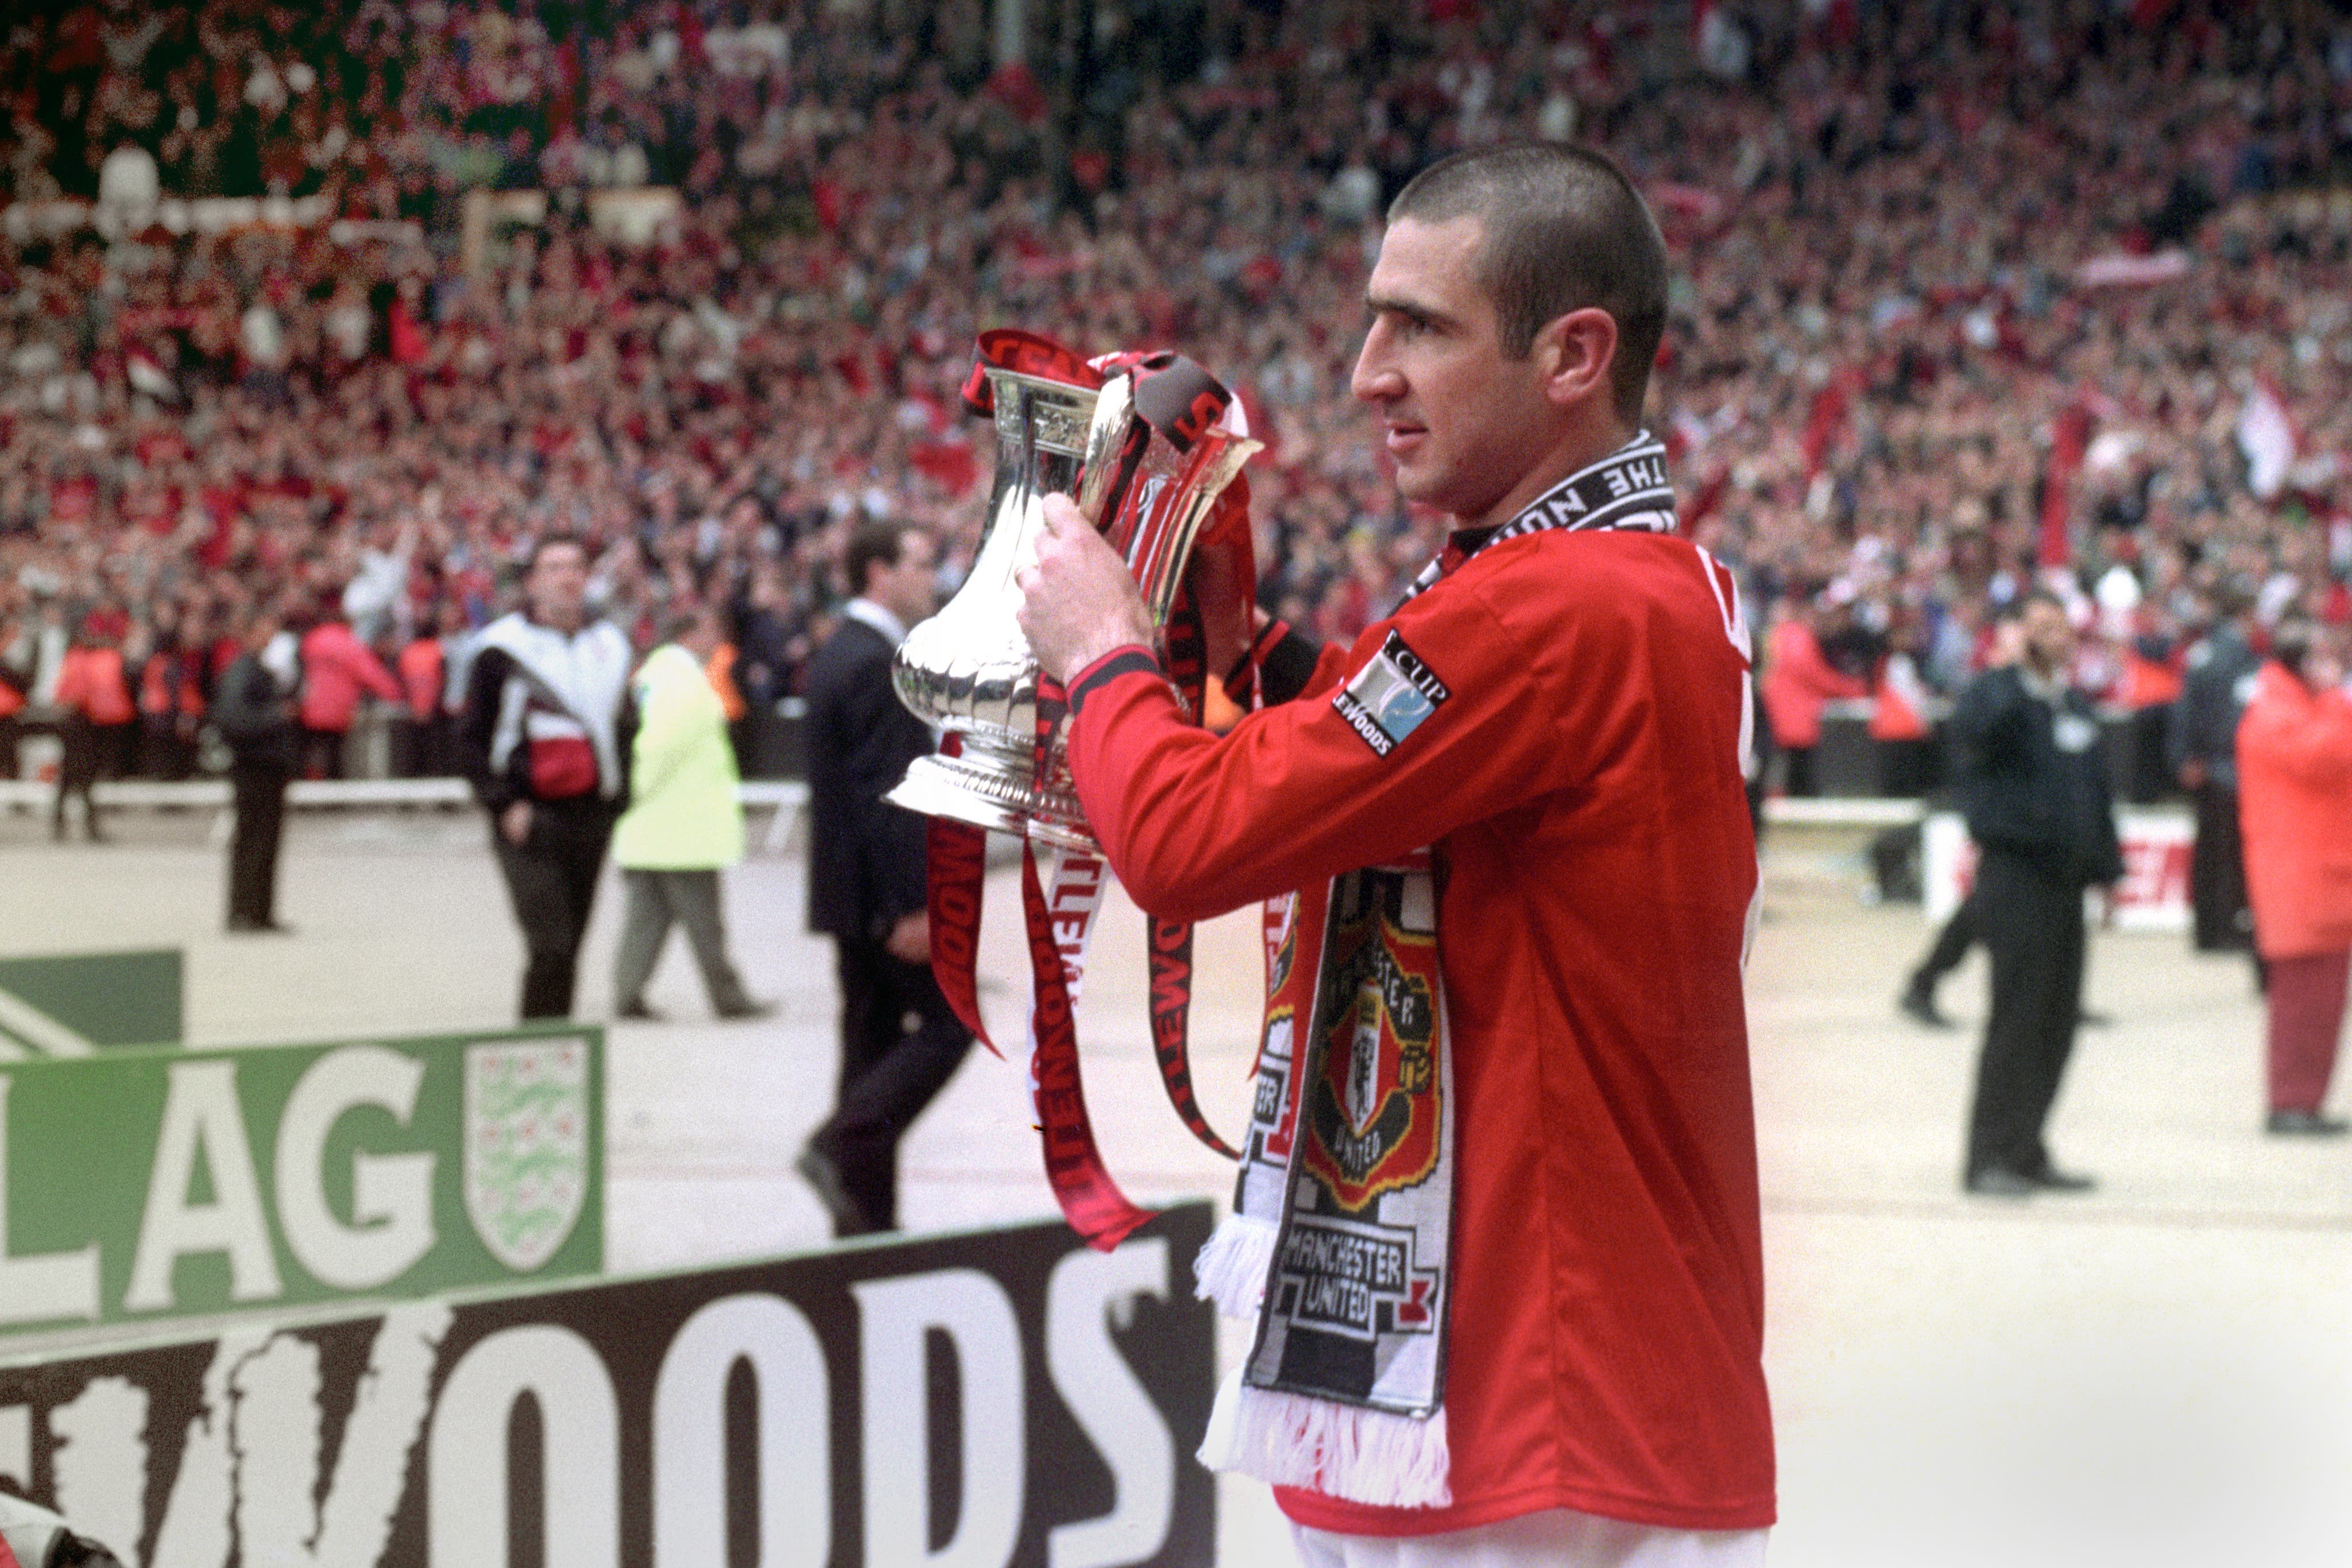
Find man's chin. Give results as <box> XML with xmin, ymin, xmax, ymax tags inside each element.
<box><xmin>1390</xmin><ymin>469</ymin><xmax>1444</xmax><ymax>509</ymax></box>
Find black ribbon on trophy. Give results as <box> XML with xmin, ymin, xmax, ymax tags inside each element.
<box><xmin>893</xmin><ymin>330</ymin><xmax>1259</xmax><ymax>1249</ymax></box>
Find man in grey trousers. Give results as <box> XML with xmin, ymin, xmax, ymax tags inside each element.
<box><xmin>610</xmin><ymin>605</ymin><xmax>772</xmax><ymax>1022</ymax></box>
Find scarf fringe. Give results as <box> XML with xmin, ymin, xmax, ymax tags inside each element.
<box><xmin>1192</xmin><ymin>1211</ymin><xmax>1278</xmax><ymax>1319</ymax></box>
<box><xmin>1197</xmin><ymin>1372</ymin><xmax>1453</xmax><ymax>1509</ymax></box>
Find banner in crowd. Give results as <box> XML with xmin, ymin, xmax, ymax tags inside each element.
<box><xmin>0</xmin><ymin>1205</ymin><xmax>1216</xmax><ymax>1568</ymax></box>
<box><xmin>0</xmin><ymin>951</ymin><xmax>183</xmax><ymax>1056</ymax></box>
<box><xmin>0</xmin><ymin>1027</ymin><xmax>600</xmax><ymax>1339</ymax></box>
<box><xmin>1924</xmin><ymin>809</ymin><xmax>2192</xmax><ymax>932</ymax></box>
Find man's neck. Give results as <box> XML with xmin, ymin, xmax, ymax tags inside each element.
<box><xmin>845</xmin><ymin>597</ymin><xmax>908</xmax><ymax>645</ymax></box>
<box><xmin>1458</xmin><ymin>420</ymin><xmax>1639</xmax><ymax>532</ymax></box>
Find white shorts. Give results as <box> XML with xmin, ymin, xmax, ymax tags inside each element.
<box><xmin>1291</xmin><ymin>1508</ymin><xmax>1769</xmax><ymax>1568</ymax></box>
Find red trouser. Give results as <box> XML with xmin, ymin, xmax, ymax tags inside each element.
<box><xmin>2265</xmin><ymin>950</ymin><xmax>2349</xmax><ymax>1113</ymax></box>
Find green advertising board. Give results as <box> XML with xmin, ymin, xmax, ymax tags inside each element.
<box><xmin>0</xmin><ymin>950</ymin><xmax>183</xmax><ymax>1054</ymax></box>
<box><xmin>0</xmin><ymin>1025</ymin><xmax>599</xmax><ymax>1338</ymax></box>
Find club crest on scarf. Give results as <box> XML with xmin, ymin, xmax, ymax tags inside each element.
<box><xmin>1302</xmin><ymin>876</ymin><xmax>1440</xmax><ymax>1211</ymax></box>
<box><xmin>1245</xmin><ymin>864</ymin><xmax>1451</xmax><ymax>1417</ymax></box>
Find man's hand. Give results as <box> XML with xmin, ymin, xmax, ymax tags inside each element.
<box><xmin>1015</xmin><ymin>495</ymin><xmax>1155</xmax><ymax>684</ymax></box>
<box><xmin>884</xmin><ymin>911</ymin><xmax>930</xmax><ymax>965</ymax></box>
<box><xmin>500</xmin><ymin>800</ymin><xmax>533</xmax><ymax>846</ymax></box>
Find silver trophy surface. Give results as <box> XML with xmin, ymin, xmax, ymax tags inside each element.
<box><xmin>885</xmin><ymin>346</ymin><xmax>1257</xmax><ymax>851</ymax></box>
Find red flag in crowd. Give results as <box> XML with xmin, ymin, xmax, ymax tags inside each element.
<box><xmin>1800</xmin><ymin>367</ymin><xmax>1860</xmax><ymax>479</ymax></box>
<box><xmin>2040</xmin><ymin>400</ymin><xmax>2094</xmax><ymax>568</ymax></box>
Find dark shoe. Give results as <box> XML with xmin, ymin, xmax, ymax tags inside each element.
<box><xmin>1899</xmin><ymin>981</ymin><xmax>1955</xmax><ymax>1030</ymax></box>
<box><xmin>2026</xmin><ymin>1164</ymin><xmax>2097</xmax><ymax>1193</ymax></box>
<box><xmin>715</xmin><ymin>996</ymin><xmax>779</xmax><ymax>1021</ymax></box>
<box><xmin>796</xmin><ymin>1140</ymin><xmax>882</xmax><ymax>1237</ymax></box>
<box><xmin>1963</xmin><ymin>1166</ymin><xmax>2038</xmax><ymax>1198</ymax></box>
<box><xmin>226</xmin><ymin>917</ymin><xmax>294</xmax><ymax>935</ymax></box>
<box><xmin>2266</xmin><ymin>1109</ymin><xmax>2351</xmax><ymax>1137</ymax></box>
<box><xmin>615</xmin><ymin>998</ymin><xmax>661</xmax><ymax>1021</ymax></box>
<box><xmin>2077</xmin><ymin>1007</ymin><xmax>2111</xmax><ymax>1027</ymax></box>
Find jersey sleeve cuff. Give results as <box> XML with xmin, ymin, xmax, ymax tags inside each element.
<box><xmin>1068</xmin><ymin>645</ymin><xmax>1163</xmax><ymax>717</ymax></box>
<box><xmin>1256</xmin><ymin>621</ymin><xmax>1325</xmax><ymax>706</ymax></box>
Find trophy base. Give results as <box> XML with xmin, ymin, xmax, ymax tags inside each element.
<box><xmin>885</xmin><ymin>752</ymin><xmax>1100</xmax><ymax>855</ymax></box>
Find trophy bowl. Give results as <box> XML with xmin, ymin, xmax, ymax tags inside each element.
<box><xmin>885</xmin><ymin>339</ymin><xmax>1256</xmax><ymax>850</ymax></box>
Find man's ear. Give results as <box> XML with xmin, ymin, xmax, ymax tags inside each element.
<box><xmin>1535</xmin><ymin>307</ymin><xmax>1618</xmax><ymax>410</ymax></box>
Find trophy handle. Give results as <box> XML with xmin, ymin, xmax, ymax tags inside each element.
<box><xmin>1074</xmin><ymin>374</ymin><xmax>1148</xmax><ymax>529</ymax></box>
<box><xmin>1127</xmin><ymin>429</ymin><xmax>1262</xmax><ymax>629</ymax></box>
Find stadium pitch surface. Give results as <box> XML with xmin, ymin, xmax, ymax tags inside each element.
<box><xmin>0</xmin><ymin>809</ymin><xmax>2345</xmax><ymax>1566</ymax></box>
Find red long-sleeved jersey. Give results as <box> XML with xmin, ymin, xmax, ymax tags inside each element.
<box><xmin>1066</xmin><ymin>526</ymin><xmax>1776</xmax><ymax>1535</ymax></box>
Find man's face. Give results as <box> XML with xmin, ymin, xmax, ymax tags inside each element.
<box><xmin>2021</xmin><ymin>601</ymin><xmax>2076</xmax><ymax>672</ymax></box>
<box><xmin>870</xmin><ymin>532</ymin><xmax>938</xmax><ymax>627</ymax></box>
<box><xmin>1351</xmin><ymin>214</ymin><xmax>1554</xmax><ymax>528</ymax></box>
<box><xmin>527</xmin><ymin>543</ymin><xmax>589</xmax><ymax>625</ymax></box>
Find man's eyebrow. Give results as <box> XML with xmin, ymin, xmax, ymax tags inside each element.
<box><xmin>1365</xmin><ymin>292</ymin><xmax>1453</xmax><ymax>327</ymax></box>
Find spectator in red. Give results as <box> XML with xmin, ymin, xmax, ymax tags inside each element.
<box><xmin>393</xmin><ymin>601</ymin><xmax>459</xmax><ymax>779</ymax></box>
<box><xmin>1869</xmin><ymin>613</ymin><xmax>1939</xmax><ymax>799</ymax></box>
<box><xmin>137</xmin><ymin>606</ymin><xmax>210</xmax><ymax>782</ymax></box>
<box><xmin>296</xmin><ymin>603</ymin><xmax>404</xmax><ymax>780</ymax></box>
<box><xmin>1762</xmin><ymin>593</ymin><xmax>1869</xmax><ymax>798</ymax></box>
<box><xmin>2235</xmin><ymin>621</ymin><xmax>2352</xmax><ymax>1138</ymax></box>
<box><xmin>49</xmin><ymin>615</ymin><xmax>137</xmax><ymax>841</ymax></box>
<box><xmin>0</xmin><ymin>611</ymin><xmax>28</xmax><ymax>781</ymax></box>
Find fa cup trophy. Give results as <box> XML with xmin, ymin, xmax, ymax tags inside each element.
<box><xmin>885</xmin><ymin>332</ymin><xmax>1259</xmax><ymax>850</ymax></box>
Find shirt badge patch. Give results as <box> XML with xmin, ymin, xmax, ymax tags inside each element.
<box><xmin>1333</xmin><ymin>631</ymin><xmax>1450</xmax><ymax>757</ymax></box>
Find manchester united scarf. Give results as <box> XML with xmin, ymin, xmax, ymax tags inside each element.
<box><xmin>1194</xmin><ymin>432</ymin><xmax>1677</xmax><ymax>1509</ymax></box>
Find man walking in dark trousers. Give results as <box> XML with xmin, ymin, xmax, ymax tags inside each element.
<box><xmin>2171</xmin><ymin>590</ymin><xmax>2261</xmax><ymax>963</ymax></box>
<box><xmin>211</xmin><ymin>601</ymin><xmax>300</xmax><ymax>934</ymax></box>
<box><xmin>1952</xmin><ymin>592</ymin><xmax>2123</xmax><ymax>1196</ymax></box>
<box><xmin>798</xmin><ymin>520</ymin><xmax>972</xmax><ymax>1236</ymax></box>
<box><xmin>458</xmin><ymin>536</ymin><xmax>635</xmax><ymax>1021</ymax></box>
<box><xmin>1900</xmin><ymin>891</ymin><xmax>1978</xmax><ymax>1028</ymax></box>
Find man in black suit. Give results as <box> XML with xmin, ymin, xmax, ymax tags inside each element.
<box><xmin>1951</xmin><ymin>592</ymin><xmax>2123</xmax><ymax>1197</ymax></box>
<box><xmin>799</xmin><ymin>520</ymin><xmax>972</xmax><ymax>1236</ymax></box>
<box><xmin>212</xmin><ymin>599</ymin><xmax>302</xmax><ymax>934</ymax></box>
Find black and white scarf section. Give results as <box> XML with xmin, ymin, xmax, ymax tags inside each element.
<box><xmin>1192</xmin><ymin>431</ymin><xmax>1677</xmax><ymax>1509</ymax></box>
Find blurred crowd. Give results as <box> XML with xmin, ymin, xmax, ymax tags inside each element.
<box><xmin>3</xmin><ymin>0</ymin><xmax>2351</xmax><ymax>796</ymax></box>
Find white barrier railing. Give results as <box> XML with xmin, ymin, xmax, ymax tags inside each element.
<box><xmin>0</xmin><ymin>778</ymin><xmax>808</xmax><ymax>845</ymax></box>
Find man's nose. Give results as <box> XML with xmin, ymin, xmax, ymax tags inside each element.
<box><xmin>1351</xmin><ymin>336</ymin><xmax>1401</xmax><ymax>404</ymax></box>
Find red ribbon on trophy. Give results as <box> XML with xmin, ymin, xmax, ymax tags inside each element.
<box><xmin>907</xmin><ymin>330</ymin><xmax>1260</xmax><ymax>1246</ymax></box>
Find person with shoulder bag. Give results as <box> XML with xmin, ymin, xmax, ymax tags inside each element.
<box><xmin>457</xmin><ymin>536</ymin><xmax>635</xmax><ymax>1020</ymax></box>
